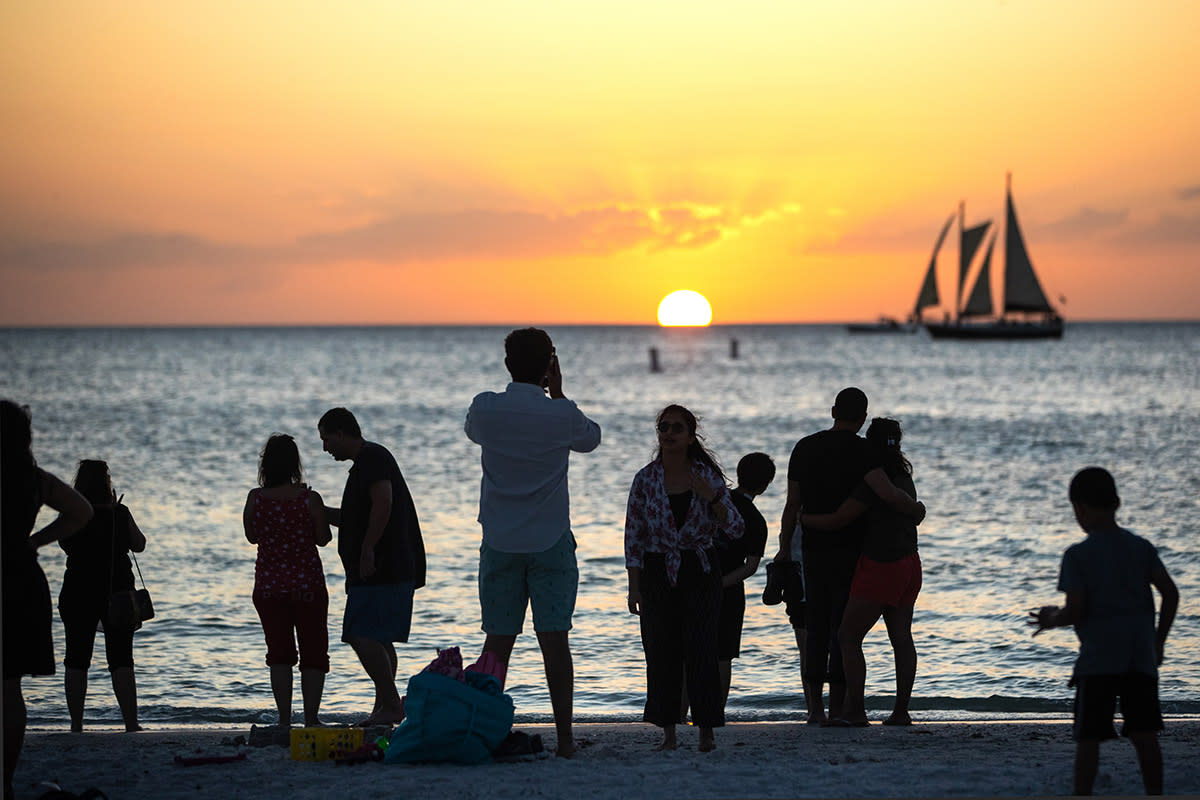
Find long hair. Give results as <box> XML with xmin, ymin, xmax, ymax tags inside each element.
<box><xmin>1</xmin><ymin>399</ymin><xmax>40</xmax><ymax>513</ymax></box>
<box><xmin>655</xmin><ymin>404</ymin><xmax>726</xmax><ymax>481</ymax></box>
<box><xmin>74</xmin><ymin>459</ymin><xmax>116</xmax><ymax>505</ymax></box>
<box><xmin>259</xmin><ymin>434</ymin><xmax>303</xmax><ymax>488</ymax></box>
<box><xmin>865</xmin><ymin>417</ymin><xmax>912</xmax><ymax>477</ymax></box>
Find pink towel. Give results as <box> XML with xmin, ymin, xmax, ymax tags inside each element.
<box><xmin>467</xmin><ymin>650</ymin><xmax>508</xmax><ymax>689</ymax></box>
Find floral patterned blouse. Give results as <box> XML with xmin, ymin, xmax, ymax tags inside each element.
<box><xmin>624</xmin><ymin>459</ymin><xmax>744</xmax><ymax>586</ymax></box>
<box><xmin>251</xmin><ymin>487</ymin><xmax>326</xmax><ymax>594</ymax></box>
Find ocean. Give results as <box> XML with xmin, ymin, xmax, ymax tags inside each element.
<box><xmin>3</xmin><ymin>323</ymin><xmax>1197</xmax><ymax>728</ymax></box>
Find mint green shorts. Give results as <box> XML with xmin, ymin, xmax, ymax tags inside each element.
<box><xmin>478</xmin><ymin>531</ymin><xmax>577</xmax><ymax>635</ymax></box>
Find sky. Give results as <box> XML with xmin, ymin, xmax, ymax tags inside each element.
<box><xmin>2</xmin><ymin>0</ymin><xmax>1198</xmax><ymax>325</ymax></box>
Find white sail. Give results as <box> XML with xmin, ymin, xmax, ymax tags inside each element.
<box><xmin>961</xmin><ymin>232</ymin><xmax>996</xmax><ymax>318</ymax></box>
<box><xmin>1003</xmin><ymin>177</ymin><xmax>1055</xmax><ymax>313</ymax></box>
<box><xmin>914</xmin><ymin>214</ymin><xmax>954</xmax><ymax>315</ymax></box>
<box><xmin>959</xmin><ymin>220</ymin><xmax>992</xmax><ymax>309</ymax></box>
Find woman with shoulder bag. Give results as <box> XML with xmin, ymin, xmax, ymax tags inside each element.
<box><xmin>58</xmin><ymin>459</ymin><xmax>147</xmax><ymax>732</ymax></box>
<box><xmin>244</xmin><ymin>434</ymin><xmax>333</xmax><ymax>729</ymax></box>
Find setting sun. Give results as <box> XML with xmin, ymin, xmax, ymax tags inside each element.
<box><xmin>657</xmin><ymin>290</ymin><xmax>713</xmax><ymax>327</ymax></box>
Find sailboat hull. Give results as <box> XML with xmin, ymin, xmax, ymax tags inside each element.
<box><xmin>925</xmin><ymin>317</ymin><xmax>1063</xmax><ymax>340</ymax></box>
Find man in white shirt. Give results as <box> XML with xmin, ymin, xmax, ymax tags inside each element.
<box><xmin>465</xmin><ymin>328</ymin><xmax>601</xmax><ymax>758</ymax></box>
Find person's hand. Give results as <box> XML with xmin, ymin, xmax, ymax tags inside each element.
<box><xmin>1156</xmin><ymin>642</ymin><xmax>1165</xmax><ymax>667</ymax></box>
<box><xmin>544</xmin><ymin>353</ymin><xmax>564</xmax><ymax>399</ymax></box>
<box><xmin>688</xmin><ymin>471</ymin><xmax>718</xmax><ymax>504</ymax></box>
<box><xmin>627</xmin><ymin>590</ymin><xmax>642</xmax><ymax>615</ymax></box>
<box><xmin>1028</xmin><ymin>605</ymin><xmax>1059</xmax><ymax>636</ymax></box>
<box><xmin>359</xmin><ymin>549</ymin><xmax>377</xmax><ymax>579</ymax></box>
<box><xmin>772</xmin><ymin>550</ymin><xmax>790</xmax><ymax>564</ymax></box>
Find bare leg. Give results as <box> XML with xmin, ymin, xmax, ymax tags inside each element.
<box><xmin>1129</xmin><ymin>731</ymin><xmax>1164</xmax><ymax>795</ymax></box>
<box><xmin>536</xmin><ymin>631</ymin><xmax>575</xmax><ymax>758</ymax></box>
<box><xmin>300</xmin><ymin>668</ymin><xmax>325</xmax><ymax>727</ymax></box>
<box><xmin>837</xmin><ymin>597</ymin><xmax>885</xmax><ymax>724</ymax></box>
<box><xmin>110</xmin><ymin>667</ymin><xmax>141</xmax><ymax>731</ymax></box>
<box><xmin>698</xmin><ymin>725</ymin><xmax>716</xmax><ymax>752</ymax></box>
<box><xmin>802</xmin><ymin>679</ymin><xmax>826</xmax><ymax>724</ymax></box>
<box><xmin>793</xmin><ymin>628</ymin><xmax>808</xmax><ymax>674</ymax></box>
<box><xmin>4</xmin><ymin>678</ymin><xmax>26</xmax><ymax>800</ymax></box>
<box><xmin>347</xmin><ymin>637</ymin><xmax>404</xmax><ymax>725</ymax></box>
<box><xmin>1074</xmin><ymin>739</ymin><xmax>1100</xmax><ymax>796</ymax></box>
<box><xmin>268</xmin><ymin>664</ymin><xmax>292</xmax><ymax>727</ymax></box>
<box><xmin>65</xmin><ymin>667</ymin><xmax>87</xmax><ymax>732</ymax></box>
<box><xmin>882</xmin><ymin>606</ymin><xmax>916</xmax><ymax>725</ymax></box>
<box><xmin>655</xmin><ymin>723</ymin><xmax>678</xmax><ymax>751</ymax></box>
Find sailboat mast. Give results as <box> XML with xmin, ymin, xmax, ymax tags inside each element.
<box><xmin>957</xmin><ymin>200</ymin><xmax>964</xmax><ymax>321</ymax></box>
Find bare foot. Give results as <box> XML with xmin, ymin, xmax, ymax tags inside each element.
<box><xmin>124</xmin><ymin>724</ymin><xmax>144</xmax><ymax>732</ymax></box>
<box><xmin>698</xmin><ymin>729</ymin><xmax>716</xmax><ymax>752</ymax></box>
<box><xmin>805</xmin><ymin>711</ymin><xmax>827</xmax><ymax>726</ymax></box>
<box><xmin>555</xmin><ymin>738</ymin><xmax>577</xmax><ymax>759</ymax></box>
<box><xmin>355</xmin><ymin>695</ymin><xmax>406</xmax><ymax>727</ymax></box>
<box><xmin>653</xmin><ymin>732</ymin><xmax>678</xmax><ymax>751</ymax></box>
<box><xmin>882</xmin><ymin>712</ymin><xmax>913</xmax><ymax>726</ymax></box>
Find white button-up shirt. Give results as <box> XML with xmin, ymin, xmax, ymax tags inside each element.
<box><xmin>465</xmin><ymin>382</ymin><xmax>601</xmax><ymax>553</ymax></box>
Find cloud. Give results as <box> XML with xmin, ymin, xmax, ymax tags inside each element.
<box><xmin>1115</xmin><ymin>213</ymin><xmax>1200</xmax><ymax>245</ymax></box>
<box><xmin>0</xmin><ymin>205</ymin><xmax>740</xmax><ymax>273</ymax></box>
<box><xmin>1034</xmin><ymin>206</ymin><xmax>1130</xmax><ymax>239</ymax></box>
<box><xmin>1178</xmin><ymin>185</ymin><xmax>1200</xmax><ymax>201</ymax></box>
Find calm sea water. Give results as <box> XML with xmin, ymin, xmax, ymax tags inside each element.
<box><xmin>2</xmin><ymin>323</ymin><xmax>1197</xmax><ymax>728</ymax></box>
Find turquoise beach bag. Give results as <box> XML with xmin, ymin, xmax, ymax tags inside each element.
<box><xmin>384</xmin><ymin>670</ymin><xmax>514</xmax><ymax>765</ymax></box>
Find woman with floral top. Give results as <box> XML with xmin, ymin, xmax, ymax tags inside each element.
<box><xmin>243</xmin><ymin>434</ymin><xmax>333</xmax><ymax>728</ymax></box>
<box><xmin>625</xmin><ymin>404</ymin><xmax>744</xmax><ymax>752</ymax></box>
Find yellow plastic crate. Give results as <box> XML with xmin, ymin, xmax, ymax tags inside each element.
<box><xmin>289</xmin><ymin>727</ymin><xmax>364</xmax><ymax>761</ymax></box>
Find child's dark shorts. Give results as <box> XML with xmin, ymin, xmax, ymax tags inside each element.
<box><xmin>1072</xmin><ymin>671</ymin><xmax>1163</xmax><ymax>742</ymax></box>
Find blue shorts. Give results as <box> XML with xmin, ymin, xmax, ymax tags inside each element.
<box><xmin>341</xmin><ymin>583</ymin><xmax>413</xmax><ymax>644</ymax></box>
<box><xmin>479</xmin><ymin>531</ymin><xmax>577</xmax><ymax>635</ymax></box>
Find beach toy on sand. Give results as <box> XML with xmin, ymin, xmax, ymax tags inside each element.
<box><xmin>289</xmin><ymin>728</ymin><xmax>364</xmax><ymax>761</ymax></box>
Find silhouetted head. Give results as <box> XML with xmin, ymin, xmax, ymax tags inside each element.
<box><xmin>318</xmin><ymin>407</ymin><xmax>363</xmax><ymax>461</ymax></box>
<box><xmin>865</xmin><ymin>417</ymin><xmax>912</xmax><ymax>476</ymax></box>
<box><xmin>1069</xmin><ymin>467</ymin><xmax>1120</xmax><ymax>511</ymax></box>
<box><xmin>736</xmin><ymin>452</ymin><xmax>776</xmax><ymax>495</ymax></box>
<box><xmin>504</xmin><ymin>328</ymin><xmax>555</xmax><ymax>384</ymax></box>
<box><xmin>655</xmin><ymin>404</ymin><xmax>725</xmax><ymax>480</ymax></box>
<box><xmin>259</xmin><ymin>434</ymin><xmax>303</xmax><ymax>488</ymax></box>
<box><xmin>74</xmin><ymin>459</ymin><xmax>115</xmax><ymax>505</ymax></box>
<box><xmin>832</xmin><ymin>387</ymin><xmax>868</xmax><ymax>423</ymax></box>
<box><xmin>1</xmin><ymin>399</ymin><xmax>33</xmax><ymax>466</ymax></box>
<box><xmin>1</xmin><ymin>400</ymin><xmax>39</xmax><ymax>511</ymax></box>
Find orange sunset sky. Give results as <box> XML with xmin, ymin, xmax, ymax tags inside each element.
<box><xmin>2</xmin><ymin>1</ymin><xmax>1198</xmax><ymax>326</ymax></box>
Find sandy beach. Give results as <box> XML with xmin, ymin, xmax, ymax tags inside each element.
<box><xmin>14</xmin><ymin>719</ymin><xmax>1200</xmax><ymax>799</ymax></box>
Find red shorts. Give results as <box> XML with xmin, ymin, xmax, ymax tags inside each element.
<box><xmin>849</xmin><ymin>553</ymin><xmax>921</xmax><ymax>608</ymax></box>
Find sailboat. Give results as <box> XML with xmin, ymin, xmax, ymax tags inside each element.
<box><xmin>921</xmin><ymin>174</ymin><xmax>1064</xmax><ymax>340</ymax></box>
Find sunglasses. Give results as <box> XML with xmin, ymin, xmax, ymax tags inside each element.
<box><xmin>656</xmin><ymin>421</ymin><xmax>687</xmax><ymax>434</ymax></box>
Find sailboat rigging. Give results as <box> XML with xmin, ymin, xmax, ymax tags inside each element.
<box><xmin>922</xmin><ymin>174</ymin><xmax>1063</xmax><ymax>340</ymax></box>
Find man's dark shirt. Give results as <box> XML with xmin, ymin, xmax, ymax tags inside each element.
<box><xmin>339</xmin><ymin>441</ymin><xmax>426</xmax><ymax>587</ymax></box>
<box><xmin>787</xmin><ymin>429</ymin><xmax>881</xmax><ymax>553</ymax></box>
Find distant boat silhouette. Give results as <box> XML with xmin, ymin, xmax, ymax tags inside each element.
<box><xmin>923</xmin><ymin>174</ymin><xmax>1064</xmax><ymax>340</ymax></box>
<box><xmin>846</xmin><ymin>316</ymin><xmax>918</xmax><ymax>334</ymax></box>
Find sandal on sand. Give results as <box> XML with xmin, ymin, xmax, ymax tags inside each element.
<box><xmin>493</xmin><ymin>731</ymin><xmax>548</xmax><ymax>762</ymax></box>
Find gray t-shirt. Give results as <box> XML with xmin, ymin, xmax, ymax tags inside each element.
<box><xmin>1057</xmin><ymin>525</ymin><xmax>1163</xmax><ymax>678</ymax></box>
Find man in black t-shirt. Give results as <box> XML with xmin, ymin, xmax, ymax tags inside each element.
<box><xmin>319</xmin><ymin>407</ymin><xmax>426</xmax><ymax>726</ymax></box>
<box><xmin>776</xmin><ymin>388</ymin><xmax>923</xmax><ymax>725</ymax></box>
